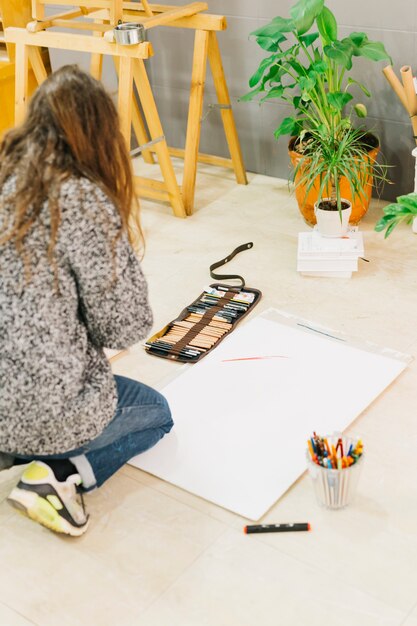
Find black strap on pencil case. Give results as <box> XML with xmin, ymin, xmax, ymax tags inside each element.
<box><xmin>209</xmin><ymin>242</ymin><xmax>253</xmax><ymax>289</ymax></box>
<box><xmin>145</xmin><ymin>242</ymin><xmax>262</xmax><ymax>363</ymax></box>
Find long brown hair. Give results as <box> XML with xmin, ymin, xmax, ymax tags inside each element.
<box><xmin>0</xmin><ymin>64</ymin><xmax>142</xmax><ymax>280</ymax></box>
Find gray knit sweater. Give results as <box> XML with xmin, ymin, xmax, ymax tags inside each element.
<box><xmin>0</xmin><ymin>176</ymin><xmax>153</xmax><ymax>455</ymax></box>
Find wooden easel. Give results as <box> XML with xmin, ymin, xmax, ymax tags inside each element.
<box><xmin>7</xmin><ymin>2</ymin><xmax>247</xmax><ymax>216</ymax></box>
<box><xmin>6</xmin><ymin>4</ymin><xmax>203</xmax><ymax>218</ymax></box>
<box><xmin>88</xmin><ymin>3</ymin><xmax>248</xmax><ymax>214</ymax></box>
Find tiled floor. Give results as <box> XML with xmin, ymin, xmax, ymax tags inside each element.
<box><xmin>1</xmin><ymin>159</ymin><xmax>417</xmax><ymax>625</ymax></box>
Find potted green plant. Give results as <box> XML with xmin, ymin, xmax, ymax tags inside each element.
<box><xmin>242</xmin><ymin>0</ymin><xmax>391</xmax><ymax>225</ymax></box>
<box><xmin>375</xmin><ymin>193</ymin><xmax>417</xmax><ymax>237</ymax></box>
<box><xmin>295</xmin><ymin>123</ymin><xmax>389</xmax><ymax>237</ymax></box>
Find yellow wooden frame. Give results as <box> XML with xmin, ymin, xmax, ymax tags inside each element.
<box><xmin>7</xmin><ymin>1</ymin><xmax>247</xmax><ymax>216</ymax></box>
<box><xmin>30</xmin><ymin>2</ymin><xmax>210</xmax><ymax>28</ymax></box>
<box><xmin>5</xmin><ymin>26</ymin><xmax>186</xmax><ymax>218</ymax></box>
<box><xmin>78</xmin><ymin>4</ymin><xmax>247</xmax><ymax>214</ymax></box>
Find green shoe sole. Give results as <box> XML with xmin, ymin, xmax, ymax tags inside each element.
<box><xmin>7</xmin><ymin>487</ymin><xmax>89</xmax><ymax>537</ymax></box>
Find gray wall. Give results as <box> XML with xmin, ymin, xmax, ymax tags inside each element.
<box><xmin>144</xmin><ymin>0</ymin><xmax>417</xmax><ymax>200</ymax></box>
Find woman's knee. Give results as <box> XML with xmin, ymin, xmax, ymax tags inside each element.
<box><xmin>157</xmin><ymin>393</ymin><xmax>174</xmax><ymax>432</ymax></box>
<box><xmin>117</xmin><ymin>379</ymin><xmax>174</xmax><ymax>431</ymax></box>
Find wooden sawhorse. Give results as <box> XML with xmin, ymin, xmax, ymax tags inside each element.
<box><xmin>31</xmin><ymin>2</ymin><xmax>248</xmax><ymax>215</ymax></box>
<box><xmin>5</xmin><ymin>25</ymin><xmax>187</xmax><ymax>218</ymax></box>
<box><xmin>94</xmin><ymin>4</ymin><xmax>248</xmax><ymax>215</ymax></box>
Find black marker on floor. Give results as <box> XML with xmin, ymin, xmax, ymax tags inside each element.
<box><xmin>244</xmin><ymin>523</ymin><xmax>311</xmax><ymax>534</ymax></box>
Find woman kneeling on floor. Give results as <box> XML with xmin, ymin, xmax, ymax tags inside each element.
<box><xmin>0</xmin><ymin>65</ymin><xmax>173</xmax><ymax>536</ymax></box>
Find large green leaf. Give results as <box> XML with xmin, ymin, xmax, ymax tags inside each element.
<box><xmin>248</xmin><ymin>55</ymin><xmax>277</xmax><ymax>87</ymax></box>
<box><xmin>393</xmin><ymin>193</ymin><xmax>417</xmax><ymax>212</ymax></box>
<box><xmin>324</xmin><ymin>41</ymin><xmax>353</xmax><ymax>69</ymax></box>
<box><xmin>299</xmin><ymin>32</ymin><xmax>319</xmax><ymax>46</ymax></box>
<box><xmin>384</xmin><ymin>221</ymin><xmax>401</xmax><ymax>238</ymax></box>
<box><xmin>327</xmin><ymin>91</ymin><xmax>353</xmax><ymax>110</ymax></box>
<box><xmin>375</xmin><ymin>193</ymin><xmax>417</xmax><ymax>237</ymax></box>
<box><xmin>316</xmin><ymin>6</ymin><xmax>337</xmax><ymax>42</ymax></box>
<box><xmin>274</xmin><ymin>116</ymin><xmax>299</xmax><ymax>139</ymax></box>
<box><xmin>239</xmin><ymin>85</ymin><xmax>265</xmax><ymax>102</ymax></box>
<box><xmin>360</xmin><ymin>41</ymin><xmax>392</xmax><ymax>63</ymax></box>
<box><xmin>375</xmin><ymin>215</ymin><xmax>392</xmax><ymax>232</ymax></box>
<box><xmin>262</xmin><ymin>64</ymin><xmax>283</xmax><ymax>86</ymax></box>
<box><xmin>270</xmin><ymin>16</ymin><xmax>296</xmax><ymax>32</ymax></box>
<box><xmin>347</xmin><ymin>31</ymin><xmax>367</xmax><ymax>51</ymax></box>
<box><xmin>311</xmin><ymin>59</ymin><xmax>328</xmax><ymax>73</ymax></box>
<box><xmin>345</xmin><ymin>32</ymin><xmax>391</xmax><ymax>62</ymax></box>
<box><xmin>260</xmin><ymin>86</ymin><xmax>285</xmax><ymax>102</ymax></box>
<box><xmin>287</xmin><ymin>57</ymin><xmax>307</xmax><ymax>76</ymax></box>
<box><xmin>384</xmin><ymin>205</ymin><xmax>412</xmax><ymax>215</ymax></box>
<box><xmin>255</xmin><ymin>34</ymin><xmax>286</xmax><ymax>51</ymax></box>
<box><xmin>299</xmin><ymin>72</ymin><xmax>317</xmax><ymax>89</ymax></box>
<box><xmin>293</xmin><ymin>95</ymin><xmax>302</xmax><ymax>109</ymax></box>
<box><xmin>251</xmin><ymin>22</ymin><xmax>287</xmax><ymax>38</ymax></box>
<box><xmin>290</xmin><ymin>0</ymin><xmax>324</xmax><ymax>35</ymax></box>
<box><xmin>313</xmin><ymin>47</ymin><xmax>322</xmax><ymax>62</ymax></box>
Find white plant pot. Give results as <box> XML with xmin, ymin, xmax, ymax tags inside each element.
<box><xmin>314</xmin><ymin>199</ymin><xmax>352</xmax><ymax>238</ymax></box>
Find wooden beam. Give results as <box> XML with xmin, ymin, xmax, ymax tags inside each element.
<box><xmin>109</xmin><ymin>0</ymin><xmax>123</xmax><ymax>25</ymax></box>
<box><xmin>28</xmin><ymin>47</ymin><xmax>48</xmax><ymax>84</ymax></box>
<box><xmin>182</xmin><ymin>29</ymin><xmax>209</xmax><ymax>215</ymax></box>
<box><xmin>37</xmin><ymin>0</ymin><xmax>111</xmax><ymax>8</ymax></box>
<box><xmin>90</xmin><ymin>8</ymin><xmax>227</xmax><ymax>31</ymax></box>
<box><xmin>37</xmin><ymin>0</ymin><xmax>208</xmax><ymax>12</ymax></box>
<box><xmin>81</xmin><ymin>4</ymin><xmax>209</xmax><ymax>38</ymax></box>
<box><xmin>15</xmin><ymin>42</ymin><xmax>29</xmax><ymax>125</ymax></box>
<box><xmin>208</xmin><ymin>31</ymin><xmax>247</xmax><ymax>185</ymax></box>
<box><xmin>36</xmin><ymin>0</ymin><xmax>225</xmax><ymax>29</ymax></box>
<box><xmin>117</xmin><ymin>56</ymin><xmax>134</xmax><ymax>146</ymax></box>
<box><xmin>141</xmin><ymin>0</ymin><xmax>154</xmax><ymax>16</ymax></box>
<box><xmin>27</xmin><ymin>9</ymin><xmax>87</xmax><ymax>32</ymax></box>
<box><xmin>131</xmin><ymin>96</ymin><xmax>155</xmax><ymax>164</ymax></box>
<box><xmin>139</xmin><ymin>3</ymin><xmax>208</xmax><ymax>29</ymax></box>
<box><xmin>134</xmin><ymin>178</ymin><xmax>171</xmax><ymax>202</ymax></box>
<box><xmin>32</xmin><ymin>0</ymin><xmax>45</xmax><ymax>20</ymax></box>
<box><xmin>168</xmin><ymin>147</ymin><xmax>234</xmax><ymax>169</ymax></box>
<box><xmin>90</xmin><ymin>19</ymin><xmax>105</xmax><ymax>80</ymax></box>
<box><xmin>125</xmin><ymin>9</ymin><xmax>225</xmax><ymax>31</ymax></box>
<box><xmin>135</xmin><ymin>178</ymin><xmax>167</xmax><ymax>191</ymax></box>
<box><xmin>132</xmin><ymin>58</ymin><xmax>186</xmax><ymax>217</ymax></box>
<box><xmin>5</xmin><ymin>27</ymin><xmax>153</xmax><ymax>59</ymax></box>
<box><xmin>47</xmin><ymin>20</ymin><xmax>113</xmax><ymax>33</ymax></box>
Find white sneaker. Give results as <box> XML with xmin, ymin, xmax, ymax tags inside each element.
<box><xmin>7</xmin><ymin>461</ymin><xmax>89</xmax><ymax>536</ymax></box>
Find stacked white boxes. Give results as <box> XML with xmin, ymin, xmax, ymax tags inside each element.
<box><xmin>297</xmin><ymin>229</ymin><xmax>365</xmax><ymax>278</ymax></box>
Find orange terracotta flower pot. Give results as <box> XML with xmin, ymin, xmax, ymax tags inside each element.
<box><xmin>288</xmin><ymin>135</ymin><xmax>380</xmax><ymax>226</ymax></box>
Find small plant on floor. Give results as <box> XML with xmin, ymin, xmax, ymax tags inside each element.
<box><xmin>293</xmin><ymin>122</ymin><xmax>388</xmax><ymax>217</ymax></box>
<box><xmin>375</xmin><ymin>193</ymin><xmax>417</xmax><ymax>237</ymax></box>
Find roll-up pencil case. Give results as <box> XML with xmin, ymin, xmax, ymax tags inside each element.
<box><xmin>145</xmin><ymin>242</ymin><xmax>262</xmax><ymax>363</ymax></box>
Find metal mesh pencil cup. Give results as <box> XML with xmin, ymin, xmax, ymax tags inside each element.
<box><xmin>306</xmin><ymin>438</ymin><xmax>364</xmax><ymax>510</ymax></box>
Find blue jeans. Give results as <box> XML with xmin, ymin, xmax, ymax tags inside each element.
<box><xmin>14</xmin><ymin>376</ymin><xmax>173</xmax><ymax>491</ymax></box>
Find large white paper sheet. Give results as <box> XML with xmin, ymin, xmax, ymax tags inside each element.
<box><xmin>130</xmin><ymin>310</ymin><xmax>409</xmax><ymax>520</ymax></box>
